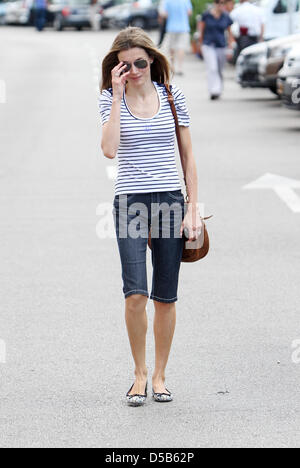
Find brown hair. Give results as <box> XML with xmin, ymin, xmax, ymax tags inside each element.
<box><xmin>101</xmin><ymin>27</ymin><xmax>172</xmax><ymax>92</ymax></box>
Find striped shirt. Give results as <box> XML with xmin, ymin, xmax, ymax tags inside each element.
<box><xmin>98</xmin><ymin>82</ymin><xmax>190</xmax><ymax>196</ymax></box>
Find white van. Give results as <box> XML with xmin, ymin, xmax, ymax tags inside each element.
<box><xmin>257</xmin><ymin>0</ymin><xmax>300</xmax><ymax>40</ymax></box>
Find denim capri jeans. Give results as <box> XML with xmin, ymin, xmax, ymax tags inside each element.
<box><xmin>112</xmin><ymin>190</ymin><xmax>185</xmax><ymax>303</ymax></box>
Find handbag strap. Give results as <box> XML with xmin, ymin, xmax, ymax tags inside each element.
<box><xmin>164</xmin><ymin>84</ymin><xmax>186</xmax><ymax>188</ymax></box>
<box><xmin>164</xmin><ymin>84</ymin><xmax>213</xmax><ymax>222</ymax></box>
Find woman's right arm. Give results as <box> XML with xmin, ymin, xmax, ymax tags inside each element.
<box><xmin>101</xmin><ymin>62</ymin><xmax>130</xmax><ymax>159</ymax></box>
<box><xmin>198</xmin><ymin>20</ymin><xmax>206</xmax><ymax>54</ymax></box>
<box><xmin>101</xmin><ymin>98</ymin><xmax>122</xmax><ymax>160</ymax></box>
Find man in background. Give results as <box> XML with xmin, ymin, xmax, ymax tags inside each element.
<box><xmin>34</xmin><ymin>0</ymin><xmax>47</xmax><ymax>32</ymax></box>
<box><xmin>158</xmin><ymin>0</ymin><xmax>167</xmax><ymax>48</ymax></box>
<box><xmin>160</xmin><ymin>0</ymin><xmax>193</xmax><ymax>76</ymax></box>
<box><xmin>224</xmin><ymin>0</ymin><xmax>235</xmax><ymax>13</ymax></box>
<box><xmin>230</xmin><ymin>0</ymin><xmax>265</xmax><ymax>56</ymax></box>
<box><xmin>89</xmin><ymin>0</ymin><xmax>100</xmax><ymax>31</ymax></box>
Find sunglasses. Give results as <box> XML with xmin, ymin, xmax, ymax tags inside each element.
<box><xmin>121</xmin><ymin>59</ymin><xmax>149</xmax><ymax>73</ymax></box>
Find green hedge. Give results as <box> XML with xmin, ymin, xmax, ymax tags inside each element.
<box><xmin>190</xmin><ymin>0</ymin><xmax>209</xmax><ymax>35</ymax></box>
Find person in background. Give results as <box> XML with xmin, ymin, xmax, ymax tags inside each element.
<box><xmin>89</xmin><ymin>0</ymin><xmax>100</xmax><ymax>31</ymax></box>
<box><xmin>230</xmin><ymin>0</ymin><xmax>265</xmax><ymax>57</ymax></box>
<box><xmin>224</xmin><ymin>0</ymin><xmax>235</xmax><ymax>13</ymax></box>
<box><xmin>158</xmin><ymin>0</ymin><xmax>167</xmax><ymax>48</ymax></box>
<box><xmin>223</xmin><ymin>0</ymin><xmax>236</xmax><ymax>63</ymax></box>
<box><xmin>199</xmin><ymin>0</ymin><xmax>234</xmax><ymax>100</ymax></box>
<box><xmin>160</xmin><ymin>0</ymin><xmax>193</xmax><ymax>76</ymax></box>
<box><xmin>34</xmin><ymin>0</ymin><xmax>47</xmax><ymax>32</ymax></box>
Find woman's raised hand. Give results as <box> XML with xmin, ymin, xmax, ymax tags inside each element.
<box><xmin>111</xmin><ymin>62</ymin><xmax>130</xmax><ymax>100</ymax></box>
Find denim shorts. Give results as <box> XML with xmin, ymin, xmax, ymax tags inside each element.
<box><xmin>112</xmin><ymin>190</ymin><xmax>185</xmax><ymax>303</ymax></box>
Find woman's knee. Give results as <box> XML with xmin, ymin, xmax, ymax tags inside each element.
<box><xmin>153</xmin><ymin>300</ymin><xmax>176</xmax><ymax>312</ymax></box>
<box><xmin>126</xmin><ymin>294</ymin><xmax>148</xmax><ymax>312</ymax></box>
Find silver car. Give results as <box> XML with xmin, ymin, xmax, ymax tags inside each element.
<box><xmin>277</xmin><ymin>44</ymin><xmax>300</xmax><ymax>109</ymax></box>
<box><xmin>4</xmin><ymin>0</ymin><xmax>33</xmax><ymax>25</ymax></box>
<box><xmin>236</xmin><ymin>42</ymin><xmax>269</xmax><ymax>89</ymax></box>
<box><xmin>0</xmin><ymin>1</ymin><xmax>8</xmax><ymax>24</ymax></box>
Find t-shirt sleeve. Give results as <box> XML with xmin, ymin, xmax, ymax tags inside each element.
<box><xmin>160</xmin><ymin>0</ymin><xmax>168</xmax><ymax>14</ymax></box>
<box><xmin>98</xmin><ymin>89</ymin><xmax>113</xmax><ymax>125</ymax></box>
<box><xmin>172</xmin><ymin>85</ymin><xmax>190</xmax><ymax>127</ymax></box>
<box><xmin>201</xmin><ymin>11</ymin><xmax>208</xmax><ymax>22</ymax></box>
<box><xmin>227</xmin><ymin>14</ymin><xmax>233</xmax><ymax>28</ymax></box>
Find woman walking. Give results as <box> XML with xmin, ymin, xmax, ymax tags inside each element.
<box><xmin>99</xmin><ymin>28</ymin><xmax>203</xmax><ymax>406</ymax></box>
<box><xmin>199</xmin><ymin>0</ymin><xmax>234</xmax><ymax>100</ymax></box>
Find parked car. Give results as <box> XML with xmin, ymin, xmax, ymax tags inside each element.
<box><xmin>236</xmin><ymin>41</ymin><xmax>269</xmax><ymax>89</ymax></box>
<box><xmin>4</xmin><ymin>0</ymin><xmax>61</xmax><ymax>26</ymax></box>
<box><xmin>0</xmin><ymin>0</ymin><xmax>8</xmax><ymax>24</ymax></box>
<box><xmin>277</xmin><ymin>44</ymin><xmax>300</xmax><ymax>109</ymax></box>
<box><xmin>259</xmin><ymin>33</ymin><xmax>300</xmax><ymax>93</ymax></box>
<box><xmin>100</xmin><ymin>0</ymin><xmax>129</xmax><ymax>29</ymax></box>
<box><xmin>257</xmin><ymin>0</ymin><xmax>300</xmax><ymax>40</ymax></box>
<box><xmin>4</xmin><ymin>0</ymin><xmax>34</xmax><ymax>25</ymax></box>
<box><xmin>99</xmin><ymin>0</ymin><xmax>117</xmax><ymax>8</ymax></box>
<box><xmin>236</xmin><ymin>34</ymin><xmax>300</xmax><ymax>93</ymax></box>
<box><xmin>101</xmin><ymin>0</ymin><xmax>159</xmax><ymax>30</ymax></box>
<box><xmin>52</xmin><ymin>0</ymin><xmax>101</xmax><ymax>31</ymax></box>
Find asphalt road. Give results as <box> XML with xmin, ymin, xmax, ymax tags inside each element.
<box><xmin>0</xmin><ymin>25</ymin><xmax>300</xmax><ymax>449</ymax></box>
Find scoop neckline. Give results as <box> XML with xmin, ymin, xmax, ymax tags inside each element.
<box><xmin>123</xmin><ymin>82</ymin><xmax>161</xmax><ymax>121</ymax></box>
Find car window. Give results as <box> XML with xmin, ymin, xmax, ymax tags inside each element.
<box><xmin>274</xmin><ymin>0</ymin><xmax>287</xmax><ymax>13</ymax></box>
<box><xmin>113</xmin><ymin>0</ymin><xmax>133</xmax><ymax>5</ymax></box>
<box><xmin>257</xmin><ymin>0</ymin><xmax>270</xmax><ymax>6</ymax></box>
<box><xmin>49</xmin><ymin>0</ymin><xmax>91</xmax><ymax>5</ymax></box>
<box><xmin>273</xmin><ymin>0</ymin><xmax>300</xmax><ymax>13</ymax></box>
<box><xmin>68</xmin><ymin>0</ymin><xmax>91</xmax><ymax>4</ymax></box>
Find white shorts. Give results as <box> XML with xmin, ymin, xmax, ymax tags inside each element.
<box><xmin>165</xmin><ymin>32</ymin><xmax>190</xmax><ymax>52</ymax></box>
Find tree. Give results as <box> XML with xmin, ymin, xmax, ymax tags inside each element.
<box><xmin>190</xmin><ymin>0</ymin><xmax>209</xmax><ymax>35</ymax></box>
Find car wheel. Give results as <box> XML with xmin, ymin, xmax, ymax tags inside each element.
<box><xmin>76</xmin><ymin>26</ymin><xmax>82</xmax><ymax>31</ymax></box>
<box><xmin>130</xmin><ymin>17</ymin><xmax>146</xmax><ymax>29</ymax></box>
<box><xmin>100</xmin><ymin>19</ymin><xmax>109</xmax><ymax>29</ymax></box>
<box><xmin>54</xmin><ymin>15</ymin><xmax>64</xmax><ymax>31</ymax></box>
<box><xmin>269</xmin><ymin>85</ymin><xmax>279</xmax><ymax>96</ymax></box>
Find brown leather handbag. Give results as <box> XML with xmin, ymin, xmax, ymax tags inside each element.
<box><xmin>148</xmin><ymin>84</ymin><xmax>213</xmax><ymax>263</ymax></box>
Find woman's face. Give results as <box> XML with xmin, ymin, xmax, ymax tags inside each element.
<box><xmin>117</xmin><ymin>47</ymin><xmax>153</xmax><ymax>87</ymax></box>
<box><xmin>215</xmin><ymin>0</ymin><xmax>225</xmax><ymax>12</ymax></box>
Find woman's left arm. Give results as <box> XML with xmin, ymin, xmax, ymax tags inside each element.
<box><xmin>179</xmin><ymin>126</ymin><xmax>204</xmax><ymax>242</ymax></box>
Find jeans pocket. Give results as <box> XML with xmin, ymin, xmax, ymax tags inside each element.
<box><xmin>167</xmin><ymin>190</ymin><xmax>184</xmax><ymax>202</ymax></box>
<box><xmin>114</xmin><ymin>194</ymin><xmax>137</xmax><ymax>207</ymax></box>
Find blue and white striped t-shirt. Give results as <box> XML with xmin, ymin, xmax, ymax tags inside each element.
<box><xmin>98</xmin><ymin>82</ymin><xmax>190</xmax><ymax>196</ymax></box>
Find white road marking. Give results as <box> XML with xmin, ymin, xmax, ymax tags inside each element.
<box><xmin>106</xmin><ymin>166</ymin><xmax>118</xmax><ymax>180</ymax></box>
<box><xmin>85</xmin><ymin>44</ymin><xmax>101</xmax><ymax>95</ymax></box>
<box><xmin>244</xmin><ymin>173</ymin><xmax>300</xmax><ymax>213</ymax></box>
<box><xmin>0</xmin><ymin>339</ymin><xmax>6</xmax><ymax>364</ymax></box>
<box><xmin>0</xmin><ymin>80</ymin><xmax>6</xmax><ymax>104</ymax></box>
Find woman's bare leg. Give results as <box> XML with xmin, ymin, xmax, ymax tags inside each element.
<box><xmin>152</xmin><ymin>301</ymin><xmax>176</xmax><ymax>393</ymax></box>
<box><xmin>125</xmin><ymin>294</ymin><xmax>148</xmax><ymax>395</ymax></box>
